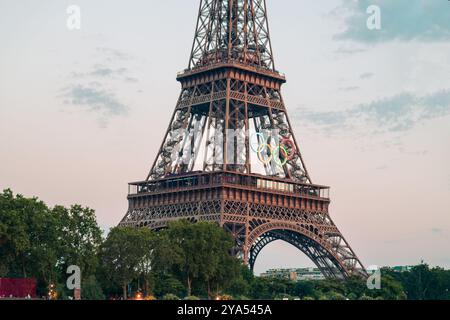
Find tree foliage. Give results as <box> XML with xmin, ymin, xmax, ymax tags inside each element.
<box><xmin>0</xmin><ymin>189</ymin><xmax>103</xmax><ymax>297</ymax></box>
<box><xmin>165</xmin><ymin>220</ymin><xmax>239</xmax><ymax>298</ymax></box>
<box><xmin>99</xmin><ymin>227</ymin><xmax>152</xmax><ymax>299</ymax></box>
<box><xmin>2</xmin><ymin>189</ymin><xmax>450</xmax><ymax>300</ymax></box>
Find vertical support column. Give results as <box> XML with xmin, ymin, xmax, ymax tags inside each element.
<box><xmin>244</xmin><ymin>81</ymin><xmax>251</xmax><ymax>173</ymax></box>
<box><xmin>264</xmin><ymin>87</ymin><xmax>291</xmax><ymax>179</ymax></box>
<box><xmin>227</xmin><ymin>0</ymin><xmax>235</xmax><ymax>60</ymax></box>
<box><xmin>147</xmin><ymin>91</ymin><xmax>183</xmax><ymax>180</ymax></box>
<box><xmin>223</xmin><ymin>77</ymin><xmax>231</xmax><ymax>171</ymax></box>
<box><xmin>243</xmin><ymin>0</ymin><xmax>249</xmax><ymax>64</ymax></box>
<box><xmin>219</xmin><ymin>189</ymin><xmax>225</xmax><ymax>226</ymax></box>
<box><xmin>243</xmin><ymin>201</ymin><xmax>251</xmax><ymax>265</ymax></box>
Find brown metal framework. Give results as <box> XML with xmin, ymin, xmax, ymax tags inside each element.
<box><xmin>120</xmin><ymin>0</ymin><xmax>367</xmax><ymax>279</ymax></box>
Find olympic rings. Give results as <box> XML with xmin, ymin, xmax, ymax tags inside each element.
<box><xmin>250</xmin><ymin>131</ymin><xmax>296</xmax><ymax>168</ymax></box>
<box><xmin>273</xmin><ymin>145</ymin><xmax>289</xmax><ymax>167</ymax></box>
<box><xmin>257</xmin><ymin>144</ymin><xmax>273</xmax><ymax>165</ymax></box>
<box><xmin>280</xmin><ymin>138</ymin><xmax>296</xmax><ymax>161</ymax></box>
<box><xmin>250</xmin><ymin>132</ymin><xmax>266</xmax><ymax>153</ymax></box>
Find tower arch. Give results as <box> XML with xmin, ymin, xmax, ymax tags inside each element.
<box><xmin>120</xmin><ymin>0</ymin><xmax>368</xmax><ymax>279</ymax></box>
<box><xmin>247</xmin><ymin>224</ymin><xmax>355</xmax><ymax>279</ymax></box>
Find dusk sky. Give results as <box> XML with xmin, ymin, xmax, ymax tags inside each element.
<box><xmin>1</xmin><ymin>0</ymin><xmax>449</xmax><ymax>275</ymax></box>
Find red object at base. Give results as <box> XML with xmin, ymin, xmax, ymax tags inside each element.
<box><xmin>74</xmin><ymin>288</ymin><xmax>81</xmax><ymax>300</ymax></box>
<box><xmin>0</xmin><ymin>278</ymin><xmax>37</xmax><ymax>298</ymax></box>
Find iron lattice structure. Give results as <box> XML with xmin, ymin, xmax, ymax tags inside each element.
<box><xmin>120</xmin><ymin>0</ymin><xmax>367</xmax><ymax>279</ymax></box>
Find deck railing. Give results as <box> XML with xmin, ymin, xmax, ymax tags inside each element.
<box><xmin>128</xmin><ymin>172</ymin><xmax>330</xmax><ymax>200</ymax></box>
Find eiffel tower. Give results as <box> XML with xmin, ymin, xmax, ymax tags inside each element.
<box><xmin>120</xmin><ymin>0</ymin><xmax>367</xmax><ymax>279</ymax></box>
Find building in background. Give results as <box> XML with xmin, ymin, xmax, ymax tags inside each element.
<box><xmin>261</xmin><ymin>268</ymin><xmax>325</xmax><ymax>281</ymax></box>
<box><xmin>391</xmin><ymin>266</ymin><xmax>414</xmax><ymax>273</ymax></box>
<box><xmin>261</xmin><ymin>266</ymin><xmax>416</xmax><ymax>281</ymax></box>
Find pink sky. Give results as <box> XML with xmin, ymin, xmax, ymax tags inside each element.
<box><xmin>1</xmin><ymin>0</ymin><xmax>449</xmax><ymax>274</ymax></box>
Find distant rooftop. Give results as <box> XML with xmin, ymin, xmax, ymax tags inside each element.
<box><xmin>260</xmin><ymin>265</ymin><xmax>417</xmax><ymax>281</ymax></box>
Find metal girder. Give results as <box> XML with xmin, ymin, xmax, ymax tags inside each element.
<box><xmin>247</xmin><ymin>228</ymin><xmax>367</xmax><ymax>279</ymax></box>
<box><xmin>189</xmin><ymin>0</ymin><xmax>275</xmax><ymax>70</ymax></box>
<box><xmin>123</xmin><ymin>0</ymin><xmax>368</xmax><ymax>281</ymax></box>
<box><xmin>147</xmin><ymin>77</ymin><xmax>310</xmax><ymax>183</ymax></box>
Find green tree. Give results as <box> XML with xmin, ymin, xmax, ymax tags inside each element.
<box><xmin>250</xmin><ymin>277</ymin><xmax>290</xmax><ymax>299</ymax></box>
<box><xmin>153</xmin><ymin>272</ymin><xmax>186</xmax><ymax>298</ymax></box>
<box><xmin>0</xmin><ymin>189</ymin><xmax>61</xmax><ymax>284</ymax></box>
<box><xmin>343</xmin><ymin>275</ymin><xmax>367</xmax><ymax>299</ymax></box>
<box><xmin>390</xmin><ymin>264</ymin><xmax>450</xmax><ymax>300</ymax></box>
<box><xmin>377</xmin><ymin>273</ymin><xmax>406</xmax><ymax>300</ymax></box>
<box><xmin>162</xmin><ymin>293</ymin><xmax>180</xmax><ymax>300</ymax></box>
<box><xmin>227</xmin><ymin>262</ymin><xmax>254</xmax><ymax>298</ymax></box>
<box><xmin>151</xmin><ymin>232</ymin><xmax>183</xmax><ymax>274</ymax></box>
<box><xmin>292</xmin><ymin>281</ymin><xmax>315</xmax><ymax>299</ymax></box>
<box><xmin>431</xmin><ymin>267</ymin><xmax>450</xmax><ymax>300</ymax></box>
<box><xmin>81</xmin><ymin>275</ymin><xmax>105</xmax><ymax>300</ymax></box>
<box><xmin>135</xmin><ymin>228</ymin><xmax>156</xmax><ymax>296</ymax></box>
<box><xmin>227</xmin><ymin>264</ymin><xmax>253</xmax><ymax>298</ymax></box>
<box><xmin>166</xmin><ymin>220</ymin><xmax>238</xmax><ymax>297</ymax></box>
<box><xmin>314</xmin><ymin>278</ymin><xmax>345</xmax><ymax>298</ymax></box>
<box><xmin>99</xmin><ymin>227</ymin><xmax>148</xmax><ymax>299</ymax></box>
<box><xmin>326</xmin><ymin>291</ymin><xmax>347</xmax><ymax>300</ymax></box>
<box><xmin>202</xmin><ymin>237</ymin><xmax>241</xmax><ymax>298</ymax></box>
<box><xmin>403</xmin><ymin>264</ymin><xmax>435</xmax><ymax>300</ymax></box>
<box><xmin>0</xmin><ymin>189</ymin><xmax>103</xmax><ymax>297</ymax></box>
<box><xmin>0</xmin><ymin>190</ymin><xmax>25</xmax><ymax>277</ymax></box>
<box><xmin>53</xmin><ymin>205</ymin><xmax>103</xmax><ymax>278</ymax></box>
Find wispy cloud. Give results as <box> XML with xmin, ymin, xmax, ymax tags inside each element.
<box><xmin>62</xmin><ymin>84</ymin><xmax>128</xmax><ymax>117</ymax></box>
<box><xmin>333</xmin><ymin>46</ymin><xmax>366</xmax><ymax>55</ymax></box>
<box><xmin>96</xmin><ymin>47</ymin><xmax>133</xmax><ymax>61</ymax></box>
<box><xmin>295</xmin><ymin>89</ymin><xmax>450</xmax><ymax>134</ymax></box>
<box><xmin>90</xmin><ymin>66</ymin><xmax>127</xmax><ymax>78</ymax></box>
<box><xmin>431</xmin><ymin>228</ymin><xmax>450</xmax><ymax>240</ymax></box>
<box><xmin>124</xmin><ymin>77</ymin><xmax>139</xmax><ymax>83</ymax></box>
<box><xmin>60</xmin><ymin>47</ymin><xmax>139</xmax><ymax>127</ymax></box>
<box><xmin>340</xmin><ymin>86</ymin><xmax>360</xmax><ymax>92</ymax></box>
<box><xmin>71</xmin><ymin>65</ymin><xmax>135</xmax><ymax>82</ymax></box>
<box><xmin>360</xmin><ymin>72</ymin><xmax>374</xmax><ymax>80</ymax></box>
<box><xmin>334</xmin><ymin>0</ymin><xmax>450</xmax><ymax>43</ymax></box>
